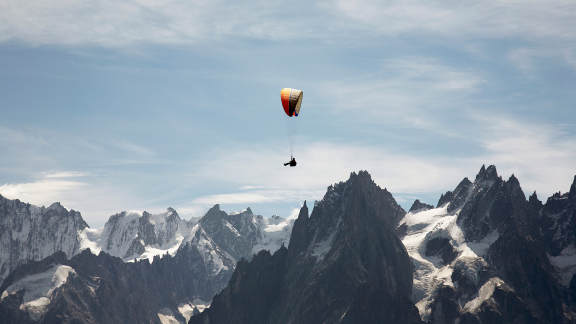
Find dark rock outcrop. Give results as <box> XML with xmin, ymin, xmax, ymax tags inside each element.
<box><xmin>424</xmin><ymin>237</ymin><xmax>457</xmax><ymax>265</ymax></box>
<box><xmin>410</xmin><ymin>199</ymin><xmax>434</xmax><ymax>213</ymax></box>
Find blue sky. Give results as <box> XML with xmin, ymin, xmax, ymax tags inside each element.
<box><xmin>1</xmin><ymin>0</ymin><xmax>575</xmax><ymax>227</ymax></box>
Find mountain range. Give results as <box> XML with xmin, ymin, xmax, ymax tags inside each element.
<box><xmin>0</xmin><ymin>197</ymin><xmax>293</xmax><ymax>323</ymax></box>
<box><xmin>1</xmin><ymin>165</ymin><xmax>575</xmax><ymax>323</ymax></box>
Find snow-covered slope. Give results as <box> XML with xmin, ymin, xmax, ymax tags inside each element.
<box><xmin>0</xmin><ymin>264</ymin><xmax>75</xmax><ymax>320</ymax></box>
<box><xmin>251</xmin><ymin>214</ymin><xmax>294</xmax><ymax>254</ymax></box>
<box><xmin>399</xmin><ymin>205</ymin><xmax>499</xmax><ymax>320</ymax></box>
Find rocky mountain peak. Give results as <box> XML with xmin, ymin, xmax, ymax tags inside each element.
<box><xmin>196</xmin><ymin>204</ymin><xmax>264</xmax><ymax>261</ymax></box>
<box><xmin>201</xmin><ymin>204</ymin><xmax>226</xmax><ymax>222</ymax></box>
<box><xmin>507</xmin><ymin>173</ymin><xmax>519</xmax><ymax>185</ymax></box>
<box><xmin>349</xmin><ymin>169</ymin><xmax>374</xmax><ymax>184</ymax></box>
<box><xmin>46</xmin><ymin>202</ymin><xmax>65</xmax><ymax>212</ymax></box>
<box><xmin>297</xmin><ymin>200</ymin><xmax>308</xmax><ymax>221</ymax></box>
<box><xmin>447</xmin><ymin>178</ymin><xmax>473</xmax><ymax>212</ymax></box>
<box><xmin>508</xmin><ymin>174</ymin><xmax>526</xmax><ymax>198</ymax></box>
<box><xmin>475</xmin><ymin>164</ymin><xmax>499</xmax><ymax>182</ymax></box>
<box><xmin>286</xmin><ymin>201</ymin><xmax>310</xmax><ymax>259</ymax></box>
<box><xmin>528</xmin><ymin>191</ymin><xmax>542</xmax><ymax>208</ymax></box>
<box><xmin>409</xmin><ymin>199</ymin><xmax>433</xmax><ymax>213</ymax></box>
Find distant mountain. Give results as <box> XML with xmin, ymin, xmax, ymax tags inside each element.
<box><xmin>191</xmin><ymin>171</ymin><xmax>422</xmax><ymax>324</ymax></box>
<box><xmin>0</xmin><ymin>201</ymin><xmax>293</xmax><ymax>323</ymax></box>
<box><xmin>0</xmin><ymin>195</ymin><xmax>87</xmax><ymax>285</ymax></box>
<box><xmin>409</xmin><ymin>199</ymin><xmax>434</xmax><ymax>213</ymax></box>
<box><xmin>80</xmin><ymin>208</ymin><xmax>193</xmax><ymax>262</ymax></box>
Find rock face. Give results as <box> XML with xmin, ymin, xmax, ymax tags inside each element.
<box><xmin>0</xmin><ymin>195</ymin><xmax>88</xmax><ymax>285</ymax></box>
<box><xmin>190</xmin><ymin>171</ymin><xmax>422</xmax><ymax>324</ymax></box>
<box><xmin>399</xmin><ymin>165</ymin><xmax>576</xmax><ymax>324</ymax></box>
<box><xmin>198</xmin><ymin>206</ymin><xmax>263</xmax><ymax>260</ymax></box>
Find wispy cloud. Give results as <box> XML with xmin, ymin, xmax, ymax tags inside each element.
<box><xmin>330</xmin><ymin>0</ymin><xmax>576</xmax><ymax>40</ymax></box>
<box><xmin>0</xmin><ymin>176</ymin><xmax>87</xmax><ymax>206</ymax></box>
<box><xmin>113</xmin><ymin>140</ymin><xmax>155</xmax><ymax>156</ymax></box>
<box><xmin>184</xmin><ymin>114</ymin><xmax>576</xmax><ymax>208</ymax></box>
<box><xmin>508</xmin><ymin>46</ymin><xmax>576</xmax><ymax>74</ymax></box>
<box><xmin>316</xmin><ymin>57</ymin><xmax>485</xmax><ymax>137</ymax></box>
<box><xmin>1</xmin><ymin>0</ymin><xmax>575</xmax><ymax>47</ymax></box>
<box><xmin>43</xmin><ymin>171</ymin><xmax>89</xmax><ymax>178</ymax></box>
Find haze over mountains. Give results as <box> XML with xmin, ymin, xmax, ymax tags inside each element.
<box><xmin>1</xmin><ymin>165</ymin><xmax>576</xmax><ymax>323</ymax></box>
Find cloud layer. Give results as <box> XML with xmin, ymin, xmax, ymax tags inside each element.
<box><xmin>1</xmin><ymin>0</ymin><xmax>576</xmax><ymax>46</ymax></box>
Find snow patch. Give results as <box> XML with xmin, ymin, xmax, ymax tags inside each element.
<box><xmin>1</xmin><ymin>265</ymin><xmax>75</xmax><ymax>320</ymax></box>
<box><xmin>463</xmin><ymin>277</ymin><xmax>504</xmax><ymax>313</ymax></box>
<box><xmin>225</xmin><ymin>221</ymin><xmax>241</xmax><ymax>237</ymax></box>
<box><xmin>178</xmin><ymin>299</ymin><xmax>209</xmax><ymax>322</ymax></box>
<box><xmin>157</xmin><ymin>310</ymin><xmax>180</xmax><ymax>324</ymax></box>
<box><xmin>137</xmin><ymin>234</ymin><xmax>185</xmax><ymax>263</ymax></box>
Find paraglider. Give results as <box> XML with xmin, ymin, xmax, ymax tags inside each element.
<box><xmin>281</xmin><ymin>88</ymin><xmax>303</xmax><ymax>167</ymax></box>
<box><xmin>284</xmin><ymin>156</ymin><xmax>297</xmax><ymax>167</ymax></box>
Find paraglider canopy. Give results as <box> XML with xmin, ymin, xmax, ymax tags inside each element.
<box><xmin>281</xmin><ymin>88</ymin><xmax>303</xmax><ymax>117</ymax></box>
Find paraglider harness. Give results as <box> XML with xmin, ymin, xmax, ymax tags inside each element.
<box><xmin>284</xmin><ymin>156</ymin><xmax>297</xmax><ymax>167</ymax></box>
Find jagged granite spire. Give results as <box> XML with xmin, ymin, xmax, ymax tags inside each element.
<box><xmin>475</xmin><ymin>164</ymin><xmax>499</xmax><ymax>182</ymax></box>
<box><xmin>528</xmin><ymin>191</ymin><xmax>542</xmax><ymax>209</ymax></box>
<box><xmin>191</xmin><ymin>171</ymin><xmax>421</xmax><ymax>324</ymax></box>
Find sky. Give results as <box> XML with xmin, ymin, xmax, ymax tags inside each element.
<box><xmin>1</xmin><ymin>0</ymin><xmax>575</xmax><ymax>227</ymax></box>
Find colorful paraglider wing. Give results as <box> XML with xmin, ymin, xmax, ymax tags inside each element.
<box><xmin>280</xmin><ymin>88</ymin><xmax>303</xmax><ymax>117</ymax></box>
